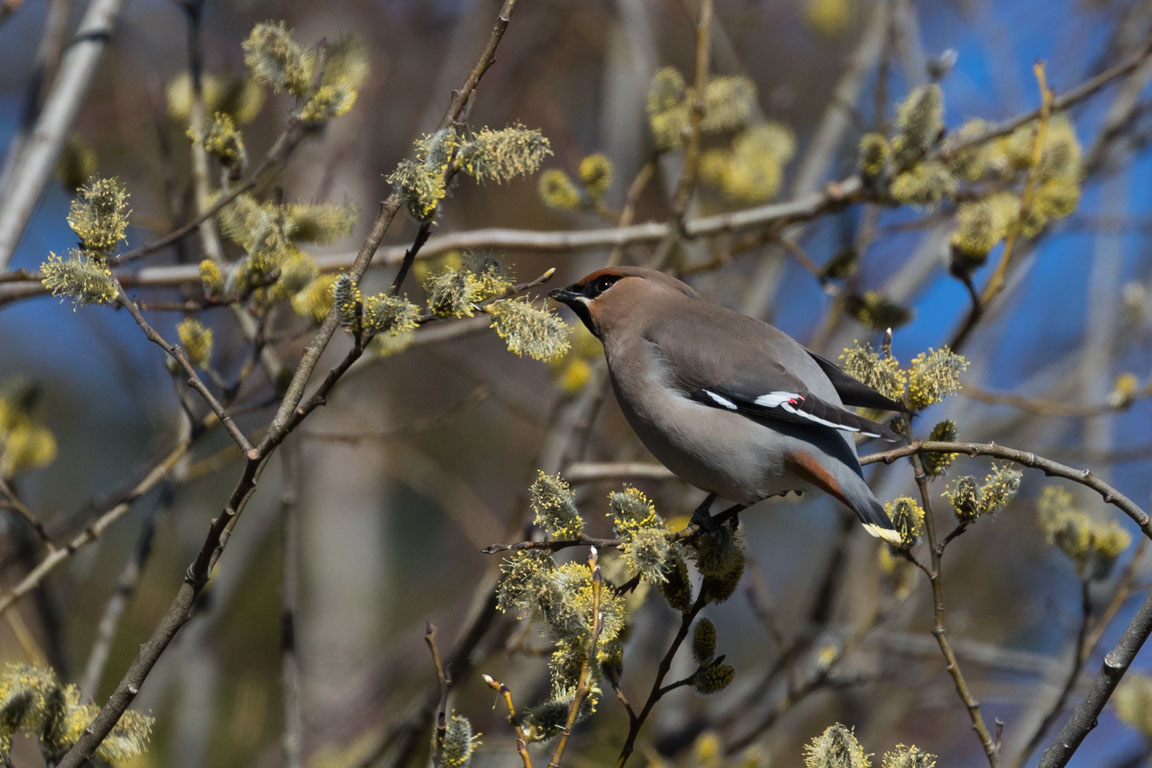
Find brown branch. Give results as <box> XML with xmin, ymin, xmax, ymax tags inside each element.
<box><xmin>0</xmin><ymin>476</ymin><xmax>54</xmax><ymax>551</ymax></box>
<box><xmin>116</xmin><ymin>283</ymin><xmax>256</xmax><ymax>457</ymax></box>
<box><xmin>901</xmin><ymin>418</ymin><xmax>999</xmax><ymax>767</ymax></box>
<box><xmin>0</xmin><ymin>420</ymin><xmax>193</xmax><ymax>617</ymax></box>
<box><xmin>861</xmin><ymin>441</ymin><xmax>1152</xmax><ymax>540</ymax></box>
<box><xmin>613</xmin><ymin>588</ymin><xmax>709</xmax><ymax>767</ymax></box>
<box><xmin>482</xmin><ymin>674</ymin><xmax>533</xmax><ymax>768</ymax></box>
<box><xmin>425</xmin><ymin>622</ymin><xmax>452</xmax><ymax>766</ymax></box>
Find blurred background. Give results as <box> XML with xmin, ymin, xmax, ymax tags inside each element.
<box><xmin>2</xmin><ymin>0</ymin><xmax>1152</xmax><ymax>765</ymax></box>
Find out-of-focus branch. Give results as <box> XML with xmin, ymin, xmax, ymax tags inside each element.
<box><xmin>1039</xmin><ymin>586</ymin><xmax>1152</xmax><ymax>768</ymax></box>
<box><xmin>963</xmin><ymin>385</ymin><xmax>1149</xmax><ymax>418</ymax></box>
<box><xmin>1011</xmin><ymin>580</ymin><xmax>1092</xmax><ymax>768</ymax></box>
<box><xmin>280</xmin><ymin>441</ymin><xmax>303</xmax><ymax>768</ymax></box>
<box><xmin>0</xmin><ymin>418</ymin><xmax>194</xmax><ymax>617</ymax></box>
<box><xmin>0</xmin><ymin>476</ymin><xmax>53</xmax><ymax>551</ymax></box>
<box><xmin>0</xmin><ymin>0</ymin><xmax>128</xmax><ymax>270</ymax></box>
<box><xmin>424</xmin><ymin>622</ymin><xmax>452</xmax><ymax>767</ymax></box>
<box><xmin>79</xmin><ymin>485</ymin><xmax>170</xmax><ymax>698</ymax></box>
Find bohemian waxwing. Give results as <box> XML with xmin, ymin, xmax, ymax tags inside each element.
<box><xmin>549</xmin><ymin>266</ymin><xmax>906</xmax><ymax>545</ymax></box>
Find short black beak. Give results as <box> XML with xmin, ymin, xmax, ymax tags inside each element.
<box><xmin>548</xmin><ymin>287</ymin><xmax>582</xmax><ymax>305</ymax></box>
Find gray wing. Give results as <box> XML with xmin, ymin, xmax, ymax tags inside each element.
<box><xmin>643</xmin><ymin>305</ymin><xmax>903</xmax><ymax>442</ymax></box>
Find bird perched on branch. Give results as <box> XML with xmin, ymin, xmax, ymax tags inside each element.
<box><xmin>549</xmin><ymin>266</ymin><xmax>907</xmax><ymax>544</ymax></box>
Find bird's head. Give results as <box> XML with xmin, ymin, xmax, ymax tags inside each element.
<box><xmin>548</xmin><ymin>267</ymin><xmax>699</xmax><ymax>339</ymax></box>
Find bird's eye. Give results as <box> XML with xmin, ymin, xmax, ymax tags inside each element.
<box><xmin>593</xmin><ymin>275</ymin><xmax>618</xmax><ymax>294</ymax></box>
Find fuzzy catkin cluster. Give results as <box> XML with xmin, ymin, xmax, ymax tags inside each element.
<box><xmin>41</xmin><ymin>177</ymin><xmax>130</xmax><ymax>306</ymax></box>
<box><xmin>0</xmin><ymin>663</ymin><xmax>153</xmax><ymax>762</ymax></box>
<box><xmin>701</xmin><ymin>123</ymin><xmax>797</xmax><ymax>203</ymax></box>
<box><xmin>646</xmin><ymin>67</ymin><xmax>758</xmax><ymax>152</ymax></box>
<box><xmin>210</xmin><ymin>193</ymin><xmax>357</xmax><ymax>315</ymax></box>
<box><xmin>1036</xmin><ymin>486</ymin><xmax>1131</xmax><ymax>580</ymax></box>
<box><xmin>943</xmin><ymin>462</ymin><xmax>1022</xmax><ymax>522</ymax></box>
<box><xmin>803</xmin><ymin>723</ymin><xmax>937</xmax><ymax>768</ymax></box>
<box><xmin>538</xmin><ymin>153</ymin><xmax>616</xmax><ymax>211</ymax></box>
<box><xmin>884</xmin><ymin>497</ymin><xmax>926</xmax><ymax>549</ymax></box>
<box><xmin>1115</xmin><ymin>674</ymin><xmax>1152</xmax><ymax>737</ymax></box>
<box><xmin>391</xmin><ymin>125</ymin><xmax>551</xmax><ymax>221</ymax></box>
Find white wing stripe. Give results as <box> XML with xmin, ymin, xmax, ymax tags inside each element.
<box><xmin>753</xmin><ymin>391</ymin><xmax>800</xmax><ymax>408</ymax></box>
<box><xmin>702</xmin><ymin>389</ymin><xmax>738</xmax><ymax>410</ymax></box>
<box><xmin>780</xmin><ymin>401</ymin><xmax>860</xmax><ymax>432</ymax></box>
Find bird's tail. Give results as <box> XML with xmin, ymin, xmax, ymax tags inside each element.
<box><xmin>840</xmin><ymin>472</ymin><xmax>901</xmax><ymax>545</ymax></box>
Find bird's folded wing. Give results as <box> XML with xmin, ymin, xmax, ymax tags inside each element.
<box><xmin>690</xmin><ymin>385</ymin><xmax>903</xmax><ymax>441</ymax></box>
<box><xmin>642</xmin><ymin>314</ymin><xmax>903</xmax><ymax>442</ymax></box>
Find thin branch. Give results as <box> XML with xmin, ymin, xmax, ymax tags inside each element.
<box><xmin>613</xmin><ymin>588</ymin><xmax>708</xmax><ymax>767</ymax></box>
<box><xmin>861</xmin><ymin>440</ymin><xmax>1152</xmax><ymax>540</ymax></box>
<box><xmin>963</xmin><ymin>385</ymin><xmax>1147</xmax><ymax>418</ymax></box>
<box><xmin>116</xmin><ymin>283</ymin><xmax>256</xmax><ymax>457</ymax></box>
<box><xmin>563</xmin><ymin>462</ymin><xmax>677</xmax><ymax>483</ymax></box>
<box><xmin>0</xmin><ymin>0</ymin><xmax>128</xmax><ymax>270</ymax></box>
<box><xmin>1011</xmin><ymin>579</ymin><xmax>1092</xmax><ymax>768</ymax></box>
<box><xmin>482</xmin><ymin>674</ymin><xmax>533</xmax><ymax>768</ymax></box>
<box><xmin>902</xmin><ymin>418</ymin><xmax>999</xmax><ymax>767</ymax></box>
<box><xmin>79</xmin><ymin>485</ymin><xmax>169</xmax><ymax>698</ymax></box>
<box><xmin>425</xmin><ymin>622</ymin><xmax>452</xmax><ymax>766</ymax></box>
<box><xmin>0</xmin><ymin>476</ymin><xmax>54</xmax><ymax>551</ymax></box>
<box><xmin>0</xmin><ymin>419</ymin><xmax>193</xmax><ymax>617</ymax></box>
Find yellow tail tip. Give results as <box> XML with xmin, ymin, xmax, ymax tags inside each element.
<box><xmin>863</xmin><ymin>523</ymin><xmax>903</xmax><ymax>546</ymax></box>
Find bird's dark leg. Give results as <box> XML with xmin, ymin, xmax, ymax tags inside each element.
<box><xmin>690</xmin><ymin>492</ymin><xmax>720</xmax><ymax>533</ymax></box>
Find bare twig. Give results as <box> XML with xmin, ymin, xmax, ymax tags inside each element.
<box><xmin>0</xmin><ymin>419</ymin><xmax>193</xmax><ymax>617</ymax></box>
<box><xmin>613</xmin><ymin>588</ymin><xmax>708</xmax><ymax>767</ymax></box>
<box><xmin>425</xmin><ymin>622</ymin><xmax>452</xmax><ymax>766</ymax></box>
<box><xmin>116</xmin><ymin>284</ymin><xmax>256</xmax><ymax>456</ymax></box>
<box><xmin>901</xmin><ymin>418</ymin><xmax>999</xmax><ymax>766</ymax></box>
<box><xmin>482</xmin><ymin>674</ymin><xmax>533</xmax><ymax>767</ymax></box>
<box><xmin>0</xmin><ymin>476</ymin><xmax>54</xmax><ymax>551</ymax></box>
<box><xmin>861</xmin><ymin>440</ymin><xmax>1152</xmax><ymax>540</ymax></box>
